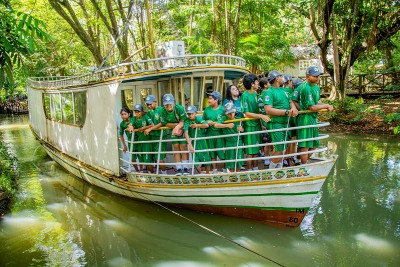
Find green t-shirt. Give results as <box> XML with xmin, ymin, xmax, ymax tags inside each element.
<box><xmin>202</xmin><ymin>105</ymin><xmax>224</xmax><ymax>134</ymax></box>
<box><xmin>259</xmin><ymin>90</ymin><xmax>269</xmax><ymax>115</ymax></box>
<box><xmin>218</xmin><ymin>115</ymin><xmax>242</xmax><ymax>143</ymax></box>
<box><xmin>160</xmin><ymin>104</ymin><xmax>187</xmax><ymax>125</ymax></box>
<box><xmin>131</xmin><ymin>114</ymin><xmax>153</xmax><ymax>140</ymax></box>
<box><xmin>147</xmin><ymin>106</ymin><xmax>165</xmax><ymax>136</ymax></box>
<box><xmin>299</xmin><ymin>82</ymin><xmax>321</xmax><ymax>118</ymax></box>
<box><xmin>184</xmin><ymin>116</ymin><xmax>207</xmax><ymax>138</ymax></box>
<box><xmin>241</xmin><ymin>90</ymin><xmax>260</xmax><ymax>127</ymax></box>
<box><xmin>263</xmin><ymin>86</ymin><xmax>291</xmax><ymax>123</ymax></box>
<box><xmin>284</xmin><ymin>87</ymin><xmax>294</xmax><ymax>98</ymax></box>
<box><xmin>119</xmin><ymin>117</ymin><xmax>135</xmax><ymax>140</ymax></box>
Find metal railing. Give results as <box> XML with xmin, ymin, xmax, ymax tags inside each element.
<box><xmin>27</xmin><ymin>54</ymin><xmax>247</xmax><ymax>89</ymax></box>
<box><xmin>119</xmin><ymin>116</ymin><xmax>332</xmax><ymax>176</ymax></box>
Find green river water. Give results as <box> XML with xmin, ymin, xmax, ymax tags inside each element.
<box><xmin>0</xmin><ymin>115</ymin><xmax>399</xmax><ymax>267</ymax></box>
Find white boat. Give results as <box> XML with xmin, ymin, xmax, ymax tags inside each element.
<box><xmin>27</xmin><ymin>50</ymin><xmax>336</xmax><ymax>227</ymax></box>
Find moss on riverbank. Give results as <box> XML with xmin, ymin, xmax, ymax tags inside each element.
<box><xmin>0</xmin><ymin>140</ymin><xmax>18</xmax><ymax>216</ymax></box>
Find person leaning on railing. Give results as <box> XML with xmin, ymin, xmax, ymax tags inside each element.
<box><xmin>144</xmin><ymin>95</ymin><xmax>168</xmax><ymax>174</ymax></box>
<box><xmin>183</xmin><ymin>105</ymin><xmax>211</xmax><ymax>174</ymax></box>
<box><xmin>213</xmin><ymin>102</ymin><xmax>245</xmax><ymax>173</ymax></box>
<box><xmin>128</xmin><ymin>104</ymin><xmax>155</xmax><ymax>173</ymax></box>
<box><xmin>295</xmin><ymin>66</ymin><xmax>334</xmax><ymax>165</ymax></box>
<box><xmin>144</xmin><ymin>94</ymin><xmax>189</xmax><ymax>176</ymax></box>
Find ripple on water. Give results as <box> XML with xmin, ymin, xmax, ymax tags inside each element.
<box><xmin>107</xmin><ymin>257</ymin><xmax>134</xmax><ymax>267</ymax></box>
<box><xmin>354</xmin><ymin>233</ymin><xmax>397</xmax><ymax>256</ymax></box>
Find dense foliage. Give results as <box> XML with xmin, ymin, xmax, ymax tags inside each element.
<box><xmin>0</xmin><ymin>140</ymin><xmax>18</xmax><ymax>197</ymax></box>
<box><xmin>0</xmin><ymin>0</ymin><xmax>50</xmax><ymax>92</ymax></box>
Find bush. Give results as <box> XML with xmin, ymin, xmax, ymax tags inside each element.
<box><xmin>0</xmin><ymin>142</ymin><xmax>18</xmax><ymax>197</ymax></box>
<box><xmin>384</xmin><ymin>85</ymin><xmax>400</xmax><ymax>91</ymax></box>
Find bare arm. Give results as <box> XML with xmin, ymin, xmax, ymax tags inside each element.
<box><xmin>144</xmin><ymin>122</ymin><xmax>162</xmax><ymax>135</ymax></box>
<box><xmin>184</xmin><ymin>131</ymin><xmax>195</xmax><ymax>153</ymax></box>
<box><xmin>244</xmin><ymin>112</ymin><xmax>271</xmax><ymax>123</ymax></box>
<box><xmin>119</xmin><ymin>134</ymin><xmax>127</xmax><ymax>152</ymax></box>
<box><xmin>309</xmin><ymin>102</ymin><xmax>334</xmax><ymax>112</ymax></box>
<box><xmin>213</xmin><ymin>122</ymin><xmax>234</xmax><ymax>129</ymax></box>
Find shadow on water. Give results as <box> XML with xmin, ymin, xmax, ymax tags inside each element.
<box><xmin>0</xmin><ymin>115</ymin><xmax>399</xmax><ymax>267</ymax></box>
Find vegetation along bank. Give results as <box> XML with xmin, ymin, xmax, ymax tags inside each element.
<box><xmin>0</xmin><ymin>140</ymin><xmax>18</xmax><ymax>216</ymax></box>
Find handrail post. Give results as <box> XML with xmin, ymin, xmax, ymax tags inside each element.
<box><xmin>156</xmin><ymin>129</ymin><xmax>163</xmax><ymax>174</ymax></box>
<box><xmin>234</xmin><ymin>121</ymin><xmax>242</xmax><ymax>172</ymax></box>
<box><xmin>191</xmin><ymin>128</ymin><xmax>198</xmax><ymax>175</ymax></box>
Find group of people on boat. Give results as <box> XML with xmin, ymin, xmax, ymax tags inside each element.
<box><xmin>119</xmin><ymin>65</ymin><xmax>334</xmax><ymax>175</ymax></box>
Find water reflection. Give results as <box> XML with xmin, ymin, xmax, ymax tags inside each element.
<box><xmin>0</xmin><ymin>115</ymin><xmax>399</xmax><ymax>267</ymax></box>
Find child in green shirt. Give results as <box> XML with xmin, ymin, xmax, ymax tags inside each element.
<box><xmin>184</xmin><ymin>105</ymin><xmax>211</xmax><ymax>174</ymax></box>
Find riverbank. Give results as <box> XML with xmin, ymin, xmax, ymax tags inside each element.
<box><xmin>320</xmin><ymin>96</ymin><xmax>400</xmax><ymax>135</ymax></box>
<box><xmin>0</xmin><ymin>141</ymin><xmax>18</xmax><ymax>216</ymax></box>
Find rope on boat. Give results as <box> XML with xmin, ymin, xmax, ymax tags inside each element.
<box><xmin>136</xmin><ymin>192</ymin><xmax>285</xmax><ymax>267</ymax></box>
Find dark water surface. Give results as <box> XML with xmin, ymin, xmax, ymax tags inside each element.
<box><xmin>0</xmin><ymin>115</ymin><xmax>399</xmax><ymax>267</ymax></box>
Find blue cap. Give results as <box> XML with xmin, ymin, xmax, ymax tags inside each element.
<box><xmin>306</xmin><ymin>66</ymin><xmax>323</xmax><ymax>76</ymax></box>
<box><xmin>292</xmin><ymin>78</ymin><xmax>303</xmax><ymax>89</ymax></box>
<box><xmin>186</xmin><ymin>105</ymin><xmax>197</xmax><ymax>114</ymax></box>
<box><xmin>162</xmin><ymin>94</ymin><xmax>175</xmax><ymax>105</ymax></box>
<box><xmin>267</xmin><ymin>70</ymin><xmax>282</xmax><ymax>81</ymax></box>
<box><xmin>207</xmin><ymin>91</ymin><xmax>222</xmax><ymax>102</ymax></box>
<box><xmin>145</xmin><ymin>95</ymin><xmax>156</xmax><ymax>105</ymax></box>
<box><xmin>224</xmin><ymin>102</ymin><xmax>236</xmax><ymax>114</ymax></box>
<box><xmin>283</xmin><ymin>75</ymin><xmax>292</xmax><ymax>83</ymax></box>
<box><xmin>133</xmin><ymin>104</ymin><xmax>143</xmax><ymax>111</ymax></box>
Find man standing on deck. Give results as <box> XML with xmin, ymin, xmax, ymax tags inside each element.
<box><xmin>263</xmin><ymin>70</ymin><xmax>298</xmax><ymax>169</ymax></box>
<box><xmin>296</xmin><ymin>66</ymin><xmax>334</xmax><ymax>164</ymax></box>
<box><xmin>241</xmin><ymin>73</ymin><xmax>270</xmax><ymax>171</ymax></box>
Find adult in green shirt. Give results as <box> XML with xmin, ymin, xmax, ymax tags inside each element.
<box><xmin>297</xmin><ymin>66</ymin><xmax>333</xmax><ymax>164</ymax></box>
<box><xmin>241</xmin><ymin>73</ymin><xmax>270</xmax><ymax>171</ymax></box>
<box><xmin>264</xmin><ymin>70</ymin><xmax>298</xmax><ymax>169</ymax></box>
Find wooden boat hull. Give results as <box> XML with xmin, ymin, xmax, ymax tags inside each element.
<box><xmin>37</xmin><ymin>134</ymin><xmax>334</xmax><ymax>227</ymax></box>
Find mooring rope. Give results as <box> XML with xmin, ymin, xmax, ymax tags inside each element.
<box><xmin>135</xmin><ymin>192</ymin><xmax>285</xmax><ymax>267</ymax></box>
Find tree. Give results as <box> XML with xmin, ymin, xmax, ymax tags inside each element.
<box><xmin>295</xmin><ymin>0</ymin><xmax>400</xmax><ymax>100</ymax></box>
<box><xmin>47</xmin><ymin>0</ymin><xmax>157</xmax><ymax>67</ymax></box>
<box><xmin>0</xmin><ymin>0</ymin><xmax>49</xmax><ymax>89</ymax></box>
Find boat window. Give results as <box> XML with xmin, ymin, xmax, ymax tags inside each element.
<box><xmin>51</xmin><ymin>94</ymin><xmax>62</xmax><ymax>121</ymax></box>
<box><xmin>43</xmin><ymin>94</ymin><xmax>51</xmax><ymax>118</ymax></box>
<box><xmin>192</xmin><ymin>77</ymin><xmax>203</xmax><ymax>110</ymax></box>
<box><xmin>182</xmin><ymin>78</ymin><xmax>191</xmax><ymax>107</ymax></box>
<box><xmin>74</xmin><ymin>92</ymin><xmax>87</xmax><ymax>125</ymax></box>
<box><xmin>140</xmin><ymin>88</ymin><xmax>152</xmax><ymax>108</ymax></box>
<box><xmin>43</xmin><ymin>91</ymin><xmax>87</xmax><ymax>127</ymax></box>
<box><xmin>202</xmin><ymin>76</ymin><xmax>224</xmax><ymax>110</ymax></box>
<box><xmin>157</xmin><ymin>81</ymin><xmax>170</xmax><ymax>101</ymax></box>
<box><xmin>62</xmin><ymin>93</ymin><xmax>74</xmax><ymax>124</ymax></box>
<box><xmin>121</xmin><ymin>90</ymin><xmax>134</xmax><ymax>111</ymax></box>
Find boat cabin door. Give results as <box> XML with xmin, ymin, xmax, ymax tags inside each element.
<box><xmin>120</xmin><ymin>83</ymin><xmax>155</xmax><ymax>110</ymax></box>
